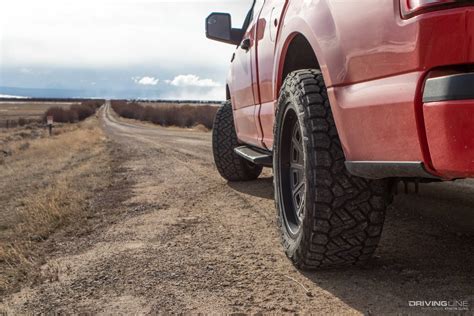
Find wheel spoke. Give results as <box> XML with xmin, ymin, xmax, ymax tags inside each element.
<box><xmin>292</xmin><ymin>181</ymin><xmax>305</xmax><ymax>198</ymax></box>
<box><xmin>290</xmin><ymin>167</ymin><xmax>303</xmax><ymax>187</ymax></box>
<box><xmin>293</xmin><ymin>183</ymin><xmax>305</xmax><ymax>222</ymax></box>
<box><xmin>291</xmin><ymin>138</ymin><xmax>303</xmax><ymax>159</ymax></box>
<box><xmin>290</xmin><ymin>163</ymin><xmax>303</xmax><ymax>170</ymax></box>
<box><xmin>289</xmin><ymin>121</ymin><xmax>306</xmax><ymax>224</ymax></box>
<box><xmin>296</xmin><ymin>199</ymin><xmax>305</xmax><ymax>220</ymax></box>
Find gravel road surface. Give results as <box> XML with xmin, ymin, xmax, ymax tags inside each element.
<box><xmin>2</xmin><ymin>103</ymin><xmax>473</xmax><ymax>314</ymax></box>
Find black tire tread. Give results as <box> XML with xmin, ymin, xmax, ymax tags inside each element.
<box><xmin>212</xmin><ymin>101</ymin><xmax>263</xmax><ymax>182</ymax></box>
<box><xmin>275</xmin><ymin>69</ymin><xmax>392</xmax><ymax>269</ymax></box>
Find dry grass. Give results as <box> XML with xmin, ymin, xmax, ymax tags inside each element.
<box><xmin>111</xmin><ymin>100</ymin><xmax>219</xmax><ymax>129</ymax></box>
<box><xmin>0</xmin><ymin>100</ymin><xmax>104</xmax><ymax>128</ymax></box>
<box><xmin>0</xmin><ymin>101</ymin><xmax>76</xmax><ymax>120</ymax></box>
<box><xmin>0</xmin><ymin>118</ymin><xmax>112</xmax><ymax>294</ymax></box>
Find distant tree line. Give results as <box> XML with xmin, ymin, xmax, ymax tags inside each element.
<box><xmin>43</xmin><ymin>100</ymin><xmax>105</xmax><ymax>123</ymax></box>
<box><xmin>111</xmin><ymin>100</ymin><xmax>219</xmax><ymax>129</ymax></box>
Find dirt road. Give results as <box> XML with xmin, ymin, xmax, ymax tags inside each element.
<box><xmin>2</xmin><ymin>103</ymin><xmax>473</xmax><ymax>314</ymax></box>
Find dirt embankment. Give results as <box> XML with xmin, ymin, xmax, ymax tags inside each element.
<box><xmin>1</xmin><ymin>105</ymin><xmax>473</xmax><ymax>314</ymax></box>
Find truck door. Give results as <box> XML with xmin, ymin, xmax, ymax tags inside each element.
<box><xmin>255</xmin><ymin>0</ymin><xmax>287</xmax><ymax>149</ymax></box>
<box><xmin>230</xmin><ymin>0</ymin><xmax>265</xmax><ymax>147</ymax></box>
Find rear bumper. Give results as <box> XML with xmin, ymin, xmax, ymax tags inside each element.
<box><xmin>414</xmin><ymin>8</ymin><xmax>474</xmax><ymax>179</ymax></box>
<box><xmin>423</xmin><ymin>72</ymin><xmax>474</xmax><ymax>179</ymax></box>
<box><xmin>424</xmin><ymin>73</ymin><xmax>474</xmax><ymax>103</ymax></box>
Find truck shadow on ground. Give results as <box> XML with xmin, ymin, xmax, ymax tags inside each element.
<box><xmin>233</xmin><ymin>178</ymin><xmax>474</xmax><ymax>313</ymax></box>
<box><xmin>227</xmin><ymin>176</ymin><xmax>274</xmax><ymax>200</ymax></box>
<box><xmin>307</xmin><ymin>181</ymin><xmax>474</xmax><ymax>314</ymax></box>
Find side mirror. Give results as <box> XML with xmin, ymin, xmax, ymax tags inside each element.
<box><xmin>206</xmin><ymin>13</ymin><xmax>244</xmax><ymax>45</ymax></box>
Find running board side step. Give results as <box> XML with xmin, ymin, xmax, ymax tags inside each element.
<box><xmin>234</xmin><ymin>146</ymin><xmax>273</xmax><ymax>167</ymax></box>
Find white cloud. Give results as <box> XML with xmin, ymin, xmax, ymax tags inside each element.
<box><xmin>0</xmin><ymin>0</ymin><xmax>250</xmax><ymax>100</ymax></box>
<box><xmin>168</xmin><ymin>74</ymin><xmax>221</xmax><ymax>88</ymax></box>
<box><xmin>132</xmin><ymin>76</ymin><xmax>159</xmax><ymax>86</ymax></box>
<box><xmin>0</xmin><ymin>0</ymin><xmax>250</xmax><ymax>68</ymax></box>
<box><xmin>0</xmin><ymin>94</ymin><xmax>28</xmax><ymax>99</ymax></box>
<box><xmin>162</xmin><ymin>74</ymin><xmax>224</xmax><ymax>100</ymax></box>
<box><xmin>162</xmin><ymin>87</ymin><xmax>224</xmax><ymax>101</ymax></box>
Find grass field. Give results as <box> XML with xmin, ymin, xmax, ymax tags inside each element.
<box><xmin>0</xmin><ymin>100</ymin><xmax>104</xmax><ymax>128</ymax></box>
<box><xmin>0</xmin><ymin>101</ymin><xmax>77</xmax><ymax>121</ymax></box>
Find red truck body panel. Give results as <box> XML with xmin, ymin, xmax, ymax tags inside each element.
<box><xmin>227</xmin><ymin>0</ymin><xmax>474</xmax><ymax>179</ymax></box>
<box><xmin>424</xmin><ymin>100</ymin><xmax>474</xmax><ymax>178</ymax></box>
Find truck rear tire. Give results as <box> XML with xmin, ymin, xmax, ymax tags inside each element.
<box><xmin>274</xmin><ymin>69</ymin><xmax>392</xmax><ymax>269</ymax></box>
<box><xmin>213</xmin><ymin>101</ymin><xmax>263</xmax><ymax>181</ymax></box>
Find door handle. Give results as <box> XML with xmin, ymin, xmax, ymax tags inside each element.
<box><xmin>241</xmin><ymin>38</ymin><xmax>251</xmax><ymax>51</ymax></box>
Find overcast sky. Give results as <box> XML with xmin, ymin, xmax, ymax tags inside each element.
<box><xmin>0</xmin><ymin>0</ymin><xmax>252</xmax><ymax>100</ymax></box>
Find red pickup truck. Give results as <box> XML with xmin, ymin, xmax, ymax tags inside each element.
<box><xmin>206</xmin><ymin>0</ymin><xmax>474</xmax><ymax>269</ymax></box>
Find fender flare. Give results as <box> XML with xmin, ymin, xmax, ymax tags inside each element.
<box><xmin>273</xmin><ymin>1</ymin><xmax>343</xmax><ymax>100</ymax></box>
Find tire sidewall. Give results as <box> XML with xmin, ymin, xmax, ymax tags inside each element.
<box><xmin>274</xmin><ymin>86</ymin><xmax>313</xmax><ymax>260</ymax></box>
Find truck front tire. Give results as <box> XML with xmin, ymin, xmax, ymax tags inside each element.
<box><xmin>274</xmin><ymin>69</ymin><xmax>392</xmax><ymax>269</ymax></box>
<box><xmin>213</xmin><ymin>101</ymin><xmax>263</xmax><ymax>182</ymax></box>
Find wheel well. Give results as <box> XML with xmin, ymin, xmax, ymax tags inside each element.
<box><xmin>281</xmin><ymin>34</ymin><xmax>320</xmax><ymax>89</ymax></box>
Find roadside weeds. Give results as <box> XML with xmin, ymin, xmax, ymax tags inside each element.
<box><xmin>0</xmin><ymin>118</ymin><xmax>115</xmax><ymax>296</ymax></box>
